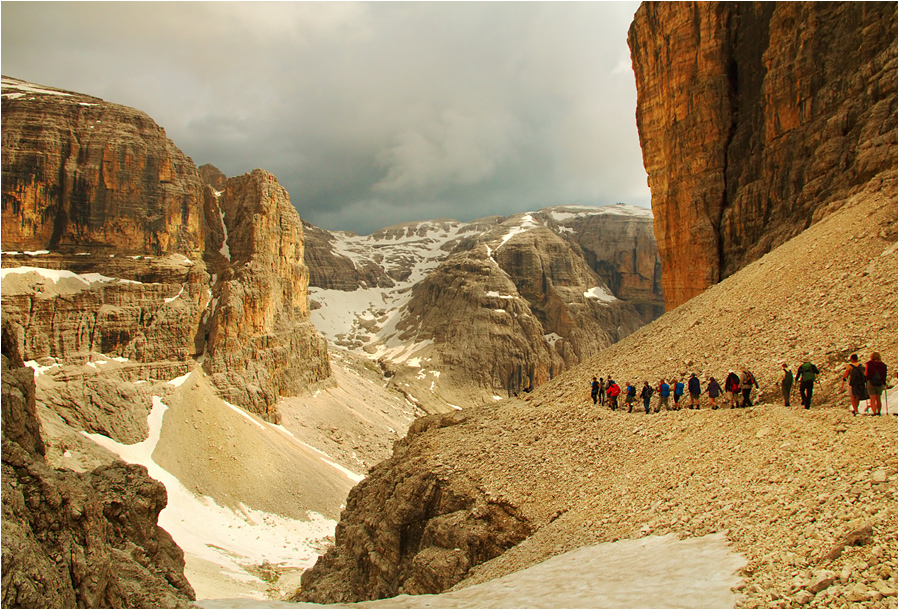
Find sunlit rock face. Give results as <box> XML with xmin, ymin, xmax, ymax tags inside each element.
<box><xmin>629</xmin><ymin>2</ymin><xmax>898</xmax><ymax>309</ymax></box>
<box><xmin>1</xmin><ymin>78</ymin><xmax>330</xmax><ymax>421</ymax></box>
<box><xmin>1</xmin><ymin>77</ymin><xmax>205</xmax><ymax>256</ymax></box>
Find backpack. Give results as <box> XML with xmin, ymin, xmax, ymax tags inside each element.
<box><xmin>869</xmin><ymin>367</ymin><xmax>885</xmax><ymax>387</ymax></box>
<box><xmin>660</xmin><ymin>383</ymin><xmax>670</xmax><ymax>397</ymax></box>
<box><xmin>746</xmin><ymin>371</ymin><xmax>756</xmax><ymax>386</ymax></box>
<box><xmin>848</xmin><ymin>364</ymin><xmax>866</xmax><ymax>389</ymax></box>
<box><xmin>800</xmin><ymin>363</ymin><xmax>818</xmax><ymax>381</ymax></box>
<box><xmin>783</xmin><ymin>369</ymin><xmax>793</xmax><ymax>385</ymax></box>
<box><xmin>609</xmin><ymin>384</ymin><xmax>620</xmax><ymax>397</ymax></box>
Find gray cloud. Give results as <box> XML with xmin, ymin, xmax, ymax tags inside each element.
<box><xmin>2</xmin><ymin>1</ymin><xmax>649</xmax><ymax>234</ymax></box>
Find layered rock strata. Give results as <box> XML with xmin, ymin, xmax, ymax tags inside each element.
<box><xmin>1</xmin><ymin>325</ymin><xmax>195</xmax><ymax>608</ymax></box>
<box><xmin>1</xmin><ymin>77</ymin><xmax>330</xmax><ymax>423</ymax></box>
<box><xmin>203</xmin><ymin>170</ymin><xmax>329</xmax><ymax>418</ymax></box>
<box><xmin>629</xmin><ymin>2</ymin><xmax>898</xmax><ymax>309</ymax></box>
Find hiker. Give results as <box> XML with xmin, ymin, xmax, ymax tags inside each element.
<box><xmin>598</xmin><ymin>377</ymin><xmax>606</xmax><ymax>405</ymax></box>
<box><xmin>725</xmin><ymin>371</ymin><xmax>741</xmax><ymax>408</ymax></box>
<box><xmin>640</xmin><ymin>381</ymin><xmax>654</xmax><ymax>414</ymax></box>
<box><xmin>778</xmin><ymin>363</ymin><xmax>794</xmax><ymax>407</ymax></box>
<box><xmin>591</xmin><ymin>376</ymin><xmax>600</xmax><ymax>405</ymax></box>
<box><xmin>607</xmin><ymin>379</ymin><xmax>621</xmax><ymax>410</ymax></box>
<box><xmin>796</xmin><ymin>360</ymin><xmax>819</xmax><ymax>409</ymax></box>
<box><xmin>656</xmin><ymin>378</ymin><xmax>671</xmax><ymax>412</ymax></box>
<box><xmin>740</xmin><ymin>368</ymin><xmax>759</xmax><ymax>407</ymax></box>
<box><xmin>839</xmin><ymin>355</ymin><xmax>867</xmax><ymax>415</ymax></box>
<box><xmin>865</xmin><ymin>352</ymin><xmax>888</xmax><ymax>416</ymax></box>
<box><xmin>672</xmin><ymin>377</ymin><xmax>685</xmax><ymax>409</ymax></box>
<box><xmin>706</xmin><ymin>377</ymin><xmax>722</xmax><ymax>409</ymax></box>
<box><xmin>687</xmin><ymin>373</ymin><xmax>701</xmax><ymax>409</ymax></box>
<box><xmin>625</xmin><ymin>381</ymin><xmax>637</xmax><ymax>412</ymax></box>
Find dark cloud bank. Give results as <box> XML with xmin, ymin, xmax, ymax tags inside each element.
<box><xmin>2</xmin><ymin>2</ymin><xmax>649</xmax><ymax>235</ymax></box>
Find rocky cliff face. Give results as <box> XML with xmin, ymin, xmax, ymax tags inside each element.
<box><xmin>202</xmin><ymin>170</ymin><xmax>329</xmax><ymax>419</ymax></box>
<box><xmin>1</xmin><ymin>78</ymin><xmax>330</xmax><ymax>424</ymax></box>
<box><xmin>1</xmin><ymin>324</ymin><xmax>195</xmax><ymax>608</ymax></box>
<box><xmin>629</xmin><ymin>2</ymin><xmax>898</xmax><ymax>309</ymax></box>
<box><xmin>1</xmin><ymin>77</ymin><xmax>204</xmax><ymax>256</ymax></box>
<box><xmin>296</xmin><ymin>411</ymin><xmax>533</xmax><ymax>603</ymax></box>
<box><xmin>306</xmin><ymin>205</ymin><xmax>661</xmax><ymax>409</ymax></box>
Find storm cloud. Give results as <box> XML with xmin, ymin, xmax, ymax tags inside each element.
<box><xmin>2</xmin><ymin>2</ymin><xmax>649</xmax><ymax>234</ymax></box>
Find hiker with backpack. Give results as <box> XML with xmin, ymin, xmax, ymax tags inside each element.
<box><xmin>740</xmin><ymin>368</ymin><xmax>759</xmax><ymax>407</ymax></box>
<box><xmin>865</xmin><ymin>352</ymin><xmax>888</xmax><ymax>416</ymax></box>
<box><xmin>607</xmin><ymin>379</ymin><xmax>621</xmax><ymax>410</ymax></box>
<box><xmin>623</xmin><ymin>381</ymin><xmax>636</xmax><ymax>412</ymax></box>
<box><xmin>778</xmin><ymin>363</ymin><xmax>794</xmax><ymax>407</ymax></box>
<box><xmin>687</xmin><ymin>373</ymin><xmax>701</xmax><ymax>409</ymax></box>
<box><xmin>706</xmin><ymin>377</ymin><xmax>722</xmax><ymax>409</ymax></box>
<box><xmin>840</xmin><ymin>354</ymin><xmax>868</xmax><ymax>415</ymax></box>
<box><xmin>591</xmin><ymin>376</ymin><xmax>601</xmax><ymax>405</ymax></box>
<box><xmin>656</xmin><ymin>378</ymin><xmax>671</xmax><ymax>412</ymax></box>
<box><xmin>672</xmin><ymin>377</ymin><xmax>685</xmax><ymax>409</ymax></box>
<box><xmin>796</xmin><ymin>360</ymin><xmax>820</xmax><ymax>409</ymax></box>
<box><xmin>598</xmin><ymin>377</ymin><xmax>606</xmax><ymax>405</ymax></box>
<box><xmin>725</xmin><ymin>371</ymin><xmax>741</xmax><ymax>408</ymax></box>
<box><xmin>640</xmin><ymin>381</ymin><xmax>654</xmax><ymax>414</ymax></box>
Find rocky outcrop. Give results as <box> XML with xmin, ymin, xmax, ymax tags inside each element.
<box><xmin>383</xmin><ymin>213</ymin><xmax>648</xmax><ymax>402</ymax></box>
<box><xmin>629</xmin><ymin>2</ymin><xmax>898</xmax><ymax>309</ymax></box>
<box><xmin>1</xmin><ymin>325</ymin><xmax>195</xmax><ymax>608</ymax></box>
<box><xmin>295</xmin><ymin>411</ymin><xmax>533</xmax><ymax>604</ymax></box>
<box><xmin>561</xmin><ymin>208</ymin><xmax>662</xmax><ymax>320</ymax></box>
<box><xmin>203</xmin><ymin>170</ymin><xmax>330</xmax><ymax>419</ymax></box>
<box><xmin>305</xmin><ymin>206</ymin><xmax>660</xmax><ymax>409</ymax></box>
<box><xmin>1</xmin><ymin>77</ymin><xmax>330</xmax><ymax>423</ymax></box>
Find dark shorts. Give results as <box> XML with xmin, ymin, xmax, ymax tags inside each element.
<box><xmin>690</xmin><ymin>392</ymin><xmax>700</xmax><ymax>399</ymax></box>
<box><xmin>867</xmin><ymin>383</ymin><xmax>885</xmax><ymax>396</ymax></box>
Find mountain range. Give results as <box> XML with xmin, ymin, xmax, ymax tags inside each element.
<box><xmin>1</xmin><ymin>1</ymin><xmax>897</xmax><ymax>607</ymax></box>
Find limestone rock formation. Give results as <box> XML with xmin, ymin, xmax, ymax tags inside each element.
<box><xmin>295</xmin><ymin>412</ymin><xmax>533</xmax><ymax>603</ymax></box>
<box><xmin>1</xmin><ymin>325</ymin><xmax>195</xmax><ymax>608</ymax></box>
<box><xmin>629</xmin><ymin>2</ymin><xmax>898</xmax><ymax>309</ymax></box>
<box><xmin>306</xmin><ymin>205</ymin><xmax>661</xmax><ymax>409</ymax></box>
<box><xmin>1</xmin><ymin>77</ymin><xmax>330</xmax><ymax>423</ymax></box>
<box><xmin>1</xmin><ymin>76</ymin><xmax>204</xmax><ymax>256</ymax></box>
<box><xmin>302</xmin><ymin>221</ymin><xmax>396</xmax><ymax>291</ymax></box>
<box><xmin>202</xmin><ymin>170</ymin><xmax>330</xmax><ymax>419</ymax></box>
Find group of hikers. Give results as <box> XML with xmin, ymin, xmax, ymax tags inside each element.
<box><xmin>589</xmin><ymin>352</ymin><xmax>890</xmax><ymax>415</ymax></box>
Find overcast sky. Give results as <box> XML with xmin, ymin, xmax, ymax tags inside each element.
<box><xmin>2</xmin><ymin>2</ymin><xmax>649</xmax><ymax>235</ymax></box>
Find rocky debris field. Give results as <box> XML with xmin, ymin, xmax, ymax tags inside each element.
<box><xmin>296</xmin><ymin>171</ymin><xmax>898</xmax><ymax>608</ymax></box>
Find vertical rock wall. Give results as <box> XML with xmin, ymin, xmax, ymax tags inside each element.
<box><xmin>203</xmin><ymin>170</ymin><xmax>330</xmax><ymax>419</ymax></box>
<box><xmin>629</xmin><ymin>2</ymin><xmax>898</xmax><ymax>309</ymax></box>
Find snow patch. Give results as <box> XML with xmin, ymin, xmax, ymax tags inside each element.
<box><xmin>584</xmin><ymin>285</ymin><xmax>618</xmax><ymax>303</ymax></box>
<box><xmin>165</xmin><ymin>285</ymin><xmax>185</xmax><ymax>303</ymax></box>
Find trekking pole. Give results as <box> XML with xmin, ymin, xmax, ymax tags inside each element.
<box><xmin>885</xmin><ymin>386</ymin><xmax>890</xmax><ymax>415</ymax></box>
